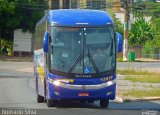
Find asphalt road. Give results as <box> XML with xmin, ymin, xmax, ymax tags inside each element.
<box><xmin>0</xmin><ymin>61</ymin><xmax>160</xmax><ymax>115</ymax></box>
<box><xmin>0</xmin><ymin>61</ymin><xmax>160</xmax><ymax>76</ymax></box>
<box><xmin>117</xmin><ymin>62</ymin><xmax>160</xmax><ymax>72</ymax></box>
<box><xmin>0</xmin><ymin>76</ymin><xmax>160</xmax><ymax>115</ymax></box>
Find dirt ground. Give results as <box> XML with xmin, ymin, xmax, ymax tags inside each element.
<box><xmin>0</xmin><ymin>55</ymin><xmax>33</xmax><ymax>62</ymax></box>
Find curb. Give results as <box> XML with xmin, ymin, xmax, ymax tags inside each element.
<box><xmin>0</xmin><ymin>73</ymin><xmax>33</xmax><ymax>78</ymax></box>
<box><xmin>0</xmin><ymin>59</ymin><xmax>33</xmax><ymax>62</ymax></box>
<box><xmin>123</xmin><ymin>97</ymin><xmax>160</xmax><ymax>102</ymax></box>
<box><xmin>114</xmin><ymin>96</ymin><xmax>124</xmax><ymax>103</ymax></box>
<box><xmin>114</xmin><ymin>96</ymin><xmax>160</xmax><ymax>103</ymax></box>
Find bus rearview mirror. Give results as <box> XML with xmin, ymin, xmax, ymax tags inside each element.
<box><xmin>43</xmin><ymin>32</ymin><xmax>49</xmax><ymax>53</ymax></box>
<box><xmin>116</xmin><ymin>32</ymin><xmax>122</xmax><ymax>52</ymax></box>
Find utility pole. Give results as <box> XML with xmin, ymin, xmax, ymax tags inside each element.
<box><xmin>113</xmin><ymin>0</ymin><xmax>121</xmax><ymax>13</ymax></box>
<box><xmin>60</xmin><ymin>0</ymin><xmax>63</xmax><ymax>9</ymax></box>
<box><xmin>123</xmin><ymin>0</ymin><xmax>129</xmax><ymax>61</ymax></box>
<box><xmin>48</xmin><ymin>0</ymin><xmax>52</xmax><ymax>9</ymax></box>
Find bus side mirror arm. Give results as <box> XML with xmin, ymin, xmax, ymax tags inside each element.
<box><xmin>43</xmin><ymin>32</ymin><xmax>49</xmax><ymax>53</ymax></box>
<box><xmin>116</xmin><ymin>32</ymin><xmax>122</xmax><ymax>53</ymax></box>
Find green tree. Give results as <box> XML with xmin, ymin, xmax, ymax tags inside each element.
<box><xmin>14</xmin><ymin>0</ymin><xmax>46</xmax><ymax>32</ymax></box>
<box><xmin>144</xmin><ymin>2</ymin><xmax>160</xmax><ymax>48</ymax></box>
<box><xmin>129</xmin><ymin>17</ymin><xmax>153</xmax><ymax>45</ymax></box>
<box><xmin>150</xmin><ymin>18</ymin><xmax>160</xmax><ymax>47</ymax></box>
<box><xmin>143</xmin><ymin>17</ymin><xmax>160</xmax><ymax>59</ymax></box>
<box><xmin>0</xmin><ymin>0</ymin><xmax>16</xmax><ymax>52</ymax></box>
<box><xmin>142</xmin><ymin>2</ymin><xmax>160</xmax><ymax>18</ymax></box>
<box><xmin>112</xmin><ymin>14</ymin><xmax>124</xmax><ymax>36</ymax></box>
<box><xmin>0</xmin><ymin>0</ymin><xmax>47</xmax><ymax>53</ymax></box>
<box><xmin>132</xmin><ymin>2</ymin><xmax>160</xmax><ymax>59</ymax></box>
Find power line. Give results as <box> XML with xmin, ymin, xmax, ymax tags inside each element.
<box><xmin>16</xmin><ymin>5</ymin><xmax>45</xmax><ymax>11</ymax></box>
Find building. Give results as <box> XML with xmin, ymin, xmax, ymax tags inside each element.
<box><xmin>45</xmin><ymin>0</ymin><xmax>107</xmax><ymax>10</ymax></box>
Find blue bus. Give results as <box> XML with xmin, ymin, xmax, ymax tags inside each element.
<box><xmin>34</xmin><ymin>9</ymin><xmax>122</xmax><ymax>108</ymax></box>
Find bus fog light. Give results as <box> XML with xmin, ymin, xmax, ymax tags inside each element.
<box><xmin>54</xmin><ymin>91</ymin><xmax>60</xmax><ymax>96</ymax></box>
<box><xmin>107</xmin><ymin>91</ymin><xmax>112</xmax><ymax>96</ymax></box>
<box><xmin>53</xmin><ymin>80</ymin><xmax>60</xmax><ymax>86</ymax></box>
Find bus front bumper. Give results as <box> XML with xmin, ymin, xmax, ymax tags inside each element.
<box><xmin>47</xmin><ymin>79</ymin><xmax>116</xmax><ymax>100</ymax></box>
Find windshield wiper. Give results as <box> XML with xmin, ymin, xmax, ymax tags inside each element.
<box><xmin>67</xmin><ymin>53</ymin><xmax>82</xmax><ymax>76</ymax></box>
<box><xmin>87</xmin><ymin>47</ymin><xmax>100</xmax><ymax>77</ymax></box>
<box><xmin>67</xmin><ymin>48</ymin><xmax>100</xmax><ymax>77</ymax></box>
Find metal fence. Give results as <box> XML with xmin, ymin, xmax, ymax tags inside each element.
<box><xmin>128</xmin><ymin>46</ymin><xmax>160</xmax><ymax>60</ymax></box>
<box><xmin>142</xmin><ymin>47</ymin><xmax>160</xmax><ymax>60</ymax></box>
<box><xmin>117</xmin><ymin>46</ymin><xmax>160</xmax><ymax>60</ymax></box>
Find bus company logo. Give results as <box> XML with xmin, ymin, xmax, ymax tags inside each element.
<box><xmin>81</xmin><ymin>85</ymin><xmax>86</xmax><ymax>90</ymax></box>
<box><xmin>75</xmin><ymin>74</ymin><xmax>92</xmax><ymax>78</ymax></box>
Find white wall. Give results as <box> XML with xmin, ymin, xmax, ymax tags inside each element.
<box><xmin>13</xmin><ymin>29</ymin><xmax>33</xmax><ymax>52</ymax></box>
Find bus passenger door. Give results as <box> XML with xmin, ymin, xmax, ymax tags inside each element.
<box><xmin>34</xmin><ymin>49</ymin><xmax>45</xmax><ymax>97</ymax></box>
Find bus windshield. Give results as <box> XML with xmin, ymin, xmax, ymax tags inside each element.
<box><xmin>50</xmin><ymin>27</ymin><xmax>115</xmax><ymax>76</ymax></box>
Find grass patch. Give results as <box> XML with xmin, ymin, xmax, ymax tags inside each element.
<box><xmin>116</xmin><ymin>58</ymin><xmax>123</xmax><ymax>62</ymax></box>
<box><xmin>124</xmin><ymin>89</ymin><xmax>160</xmax><ymax>98</ymax></box>
<box><xmin>117</xmin><ymin>69</ymin><xmax>160</xmax><ymax>97</ymax></box>
<box><xmin>117</xmin><ymin>69</ymin><xmax>160</xmax><ymax>76</ymax></box>
<box><xmin>117</xmin><ymin>69</ymin><xmax>160</xmax><ymax>83</ymax></box>
<box><xmin>124</xmin><ymin>75</ymin><xmax>160</xmax><ymax>83</ymax></box>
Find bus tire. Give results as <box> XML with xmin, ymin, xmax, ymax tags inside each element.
<box><xmin>46</xmin><ymin>99</ymin><xmax>55</xmax><ymax>107</ymax></box>
<box><xmin>37</xmin><ymin>94</ymin><xmax>44</xmax><ymax>103</ymax></box>
<box><xmin>36</xmin><ymin>77</ymin><xmax>44</xmax><ymax>103</ymax></box>
<box><xmin>100</xmin><ymin>99</ymin><xmax>109</xmax><ymax>108</ymax></box>
<box><xmin>80</xmin><ymin>100</ymin><xmax>86</xmax><ymax>103</ymax></box>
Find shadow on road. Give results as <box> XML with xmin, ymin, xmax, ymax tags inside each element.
<box><xmin>46</xmin><ymin>100</ymin><xmax>160</xmax><ymax>111</ymax></box>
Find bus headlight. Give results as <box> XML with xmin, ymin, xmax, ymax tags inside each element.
<box><xmin>107</xmin><ymin>81</ymin><xmax>113</xmax><ymax>86</ymax></box>
<box><xmin>53</xmin><ymin>80</ymin><xmax>60</xmax><ymax>86</ymax></box>
<box><xmin>106</xmin><ymin>80</ymin><xmax>116</xmax><ymax>86</ymax></box>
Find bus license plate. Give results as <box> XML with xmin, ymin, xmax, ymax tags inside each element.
<box><xmin>78</xmin><ymin>92</ymin><xmax>89</xmax><ymax>96</ymax></box>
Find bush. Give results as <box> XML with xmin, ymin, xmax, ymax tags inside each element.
<box><xmin>142</xmin><ymin>41</ymin><xmax>160</xmax><ymax>59</ymax></box>
<box><xmin>1</xmin><ymin>38</ymin><xmax>13</xmax><ymax>56</ymax></box>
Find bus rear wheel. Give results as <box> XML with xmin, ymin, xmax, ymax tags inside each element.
<box><xmin>36</xmin><ymin>77</ymin><xmax>44</xmax><ymax>103</ymax></box>
<box><xmin>37</xmin><ymin>94</ymin><xmax>44</xmax><ymax>103</ymax></box>
<box><xmin>46</xmin><ymin>99</ymin><xmax>55</xmax><ymax>107</ymax></box>
<box><xmin>100</xmin><ymin>99</ymin><xmax>109</xmax><ymax>108</ymax></box>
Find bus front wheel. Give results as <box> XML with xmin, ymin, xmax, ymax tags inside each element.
<box><xmin>46</xmin><ymin>99</ymin><xmax>55</xmax><ymax>107</ymax></box>
<box><xmin>100</xmin><ymin>99</ymin><xmax>109</xmax><ymax>108</ymax></box>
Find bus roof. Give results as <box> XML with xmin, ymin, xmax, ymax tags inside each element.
<box><xmin>48</xmin><ymin>9</ymin><xmax>113</xmax><ymax>27</ymax></box>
